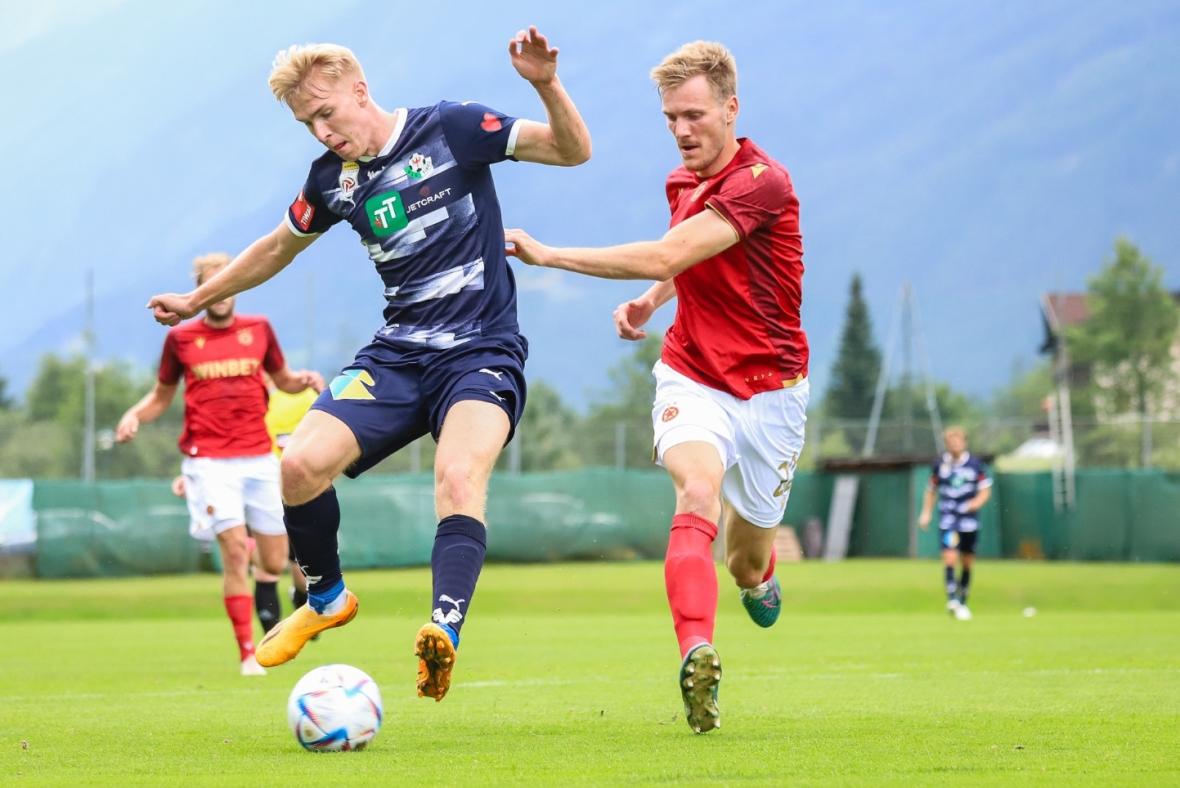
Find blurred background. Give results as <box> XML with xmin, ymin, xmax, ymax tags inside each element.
<box><xmin>1</xmin><ymin>0</ymin><xmax>1178</xmax><ymax>574</ymax></box>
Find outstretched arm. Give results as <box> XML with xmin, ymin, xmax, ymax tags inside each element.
<box><xmin>115</xmin><ymin>381</ymin><xmax>178</xmax><ymax>443</ymax></box>
<box><xmin>270</xmin><ymin>366</ymin><xmax>325</xmax><ymax>395</ymax></box>
<box><xmin>507</xmin><ymin>26</ymin><xmax>591</xmax><ymax>166</ymax></box>
<box><xmin>147</xmin><ymin>222</ymin><xmax>318</xmax><ymax>326</ymax></box>
<box><xmin>614</xmin><ymin>280</ymin><xmax>677</xmax><ymax>341</ymax></box>
<box><xmin>506</xmin><ymin>208</ymin><xmax>739</xmax><ymax>281</ymax></box>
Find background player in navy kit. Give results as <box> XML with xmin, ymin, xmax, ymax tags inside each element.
<box><xmin>918</xmin><ymin>426</ymin><xmax>993</xmax><ymax>621</ymax></box>
<box><xmin>146</xmin><ymin>26</ymin><xmax>591</xmax><ymax>701</ymax></box>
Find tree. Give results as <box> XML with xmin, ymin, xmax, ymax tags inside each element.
<box><xmin>1066</xmin><ymin>239</ymin><xmax>1180</xmax><ymax>467</ymax></box>
<box><xmin>512</xmin><ymin>379</ymin><xmax>583</xmax><ymax>471</ymax></box>
<box><xmin>577</xmin><ymin>334</ymin><xmax>664</xmax><ymax>468</ymax></box>
<box><xmin>0</xmin><ymin>372</ymin><xmax>13</xmax><ymax>410</ymax></box>
<box><xmin>825</xmin><ymin>273</ymin><xmax>882</xmax><ymax>451</ymax></box>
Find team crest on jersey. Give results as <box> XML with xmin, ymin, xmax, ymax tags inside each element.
<box><xmin>237</xmin><ymin>328</ymin><xmax>253</xmax><ymax>346</ymax></box>
<box><xmin>404</xmin><ymin>152</ymin><xmax>433</xmax><ymax>180</ymax></box>
<box><xmin>661</xmin><ymin>406</ymin><xmax>679</xmax><ymax>423</ymax></box>
<box><xmin>195</xmin><ymin>337</ymin><xmax>205</xmax><ymax>349</ymax></box>
<box><xmin>339</xmin><ymin>161</ymin><xmax>360</xmax><ymax>201</ymax></box>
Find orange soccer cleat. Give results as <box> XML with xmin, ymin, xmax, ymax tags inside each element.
<box><xmin>255</xmin><ymin>591</ymin><xmax>358</xmax><ymax>667</ymax></box>
<box><xmin>414</xmin><ymin>623</ymin><xmax>457</xmax><ymax>702</ymax></box>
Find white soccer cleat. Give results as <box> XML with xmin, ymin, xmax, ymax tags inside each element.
<box><xmin>240</xmin><ymin>654</ymin><xmax>268</xmax><ymax>676</ymax></box>
<box><xmin>946</xmin><ymin>598</ymin><xmax>961</xmax><ymax>614</ymax></box>
<box><xmin>954</xmin><ymin>604</ymin><xmax>973</xmax><ymax>621</ymax></box>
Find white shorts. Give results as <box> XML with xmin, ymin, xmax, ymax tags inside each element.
<box><xmin>651</xmin><ymin>361</ymin><xmax>809</xmax><ymax>528</ymax></box>
<box><xmin>180</xmin><ymin>454</ymin><xmax>286</xmax><ymax>542</ymax></box>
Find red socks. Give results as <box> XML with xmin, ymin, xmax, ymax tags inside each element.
<box><xmin>665</xmin><ymin>513</ymin><xmax>719</xmax><ymax>658</ymax></box>
<box><xmin>763</xmin><ymin>546</ymin><xmax>777</xmax><ymax>583</ymax></box>
<box><xmin>224</xmin><ymin>594</ymin><xmax>255</xmax><ymax>661</ymax></box>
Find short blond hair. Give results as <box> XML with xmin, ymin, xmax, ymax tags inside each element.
<box><xmin>650</xmin><ymin>41</ymin><xmax>737</xmax><ymax>101</ymax></box>
<box><xmin>192</xmin><ymin>252</ymin><xmax>231</xmax><ymax>285</ymax></box>
<box><xmin>268</xmin><ymin>43</ymin><xmax>363</xmax><ymax>106</ymax></box>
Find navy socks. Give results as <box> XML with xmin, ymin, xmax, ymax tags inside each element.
<box><xmin>283</xmin><ymin>487</ymin><xmax>343</xmax><ymax>612</ymax></box>
<box><xmin>430</xmin><ymin>514</ymin><xmax>488</xmax><ymax>647</ymax></box>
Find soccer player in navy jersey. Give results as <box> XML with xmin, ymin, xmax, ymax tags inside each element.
<box><xmin>918</xmin><ymin>426</ymin><xmax>993</xmax><ymax>621</ymax></box>
<box><xmin>147</xmin><ymin>26</ymin><xmax>590</xmax><ymax>701</ymax></box>
<box><xmin>507</xmin><ymin>41</ymin><xmax>807</xmax><ymax>733</ymax></box>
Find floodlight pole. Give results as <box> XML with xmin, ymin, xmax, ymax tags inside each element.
<box><xmin>81</xmin><ymin>269</ymin><xmax>96</xmax><ymax>483</ymax></box>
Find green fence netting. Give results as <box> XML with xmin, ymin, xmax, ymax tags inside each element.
<box><xmin>23</xmin><ymin>468</ymin><xmax>1180</xmax><ymax>578</ymax></box>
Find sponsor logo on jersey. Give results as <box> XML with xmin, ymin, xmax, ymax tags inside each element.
<box><xmin>191</xmin><ymin>357</ymin><xmax>262</xmax><ymax>380</ymax></box>
<box><xmin>480</xmin><ymin>112</ymin><xmax>502</xmax><ymax>133</ymax></box>
<box><xmin>404</xmin><ymin>152</ymin><xmax>433</xmax><ymax>180</ymax></box>
<box><xmin>339</xmin><ymin>161</ymin><xmax>360</xmax><ymax>200</ymax></box>
<box><xmin>328</xmin><ymin>368</ymin><xmax>376</xmax><ymax>401</ymax></box>
<box><xmin>364</xmin><ymin>190</ymin><xmax>408</xmax><ymax>237</ymax></box>
<box><xmin>291</xmin><ymin>190</ymin><xmax>315</xmax><ymax>231</ymax></box>
<box><xmin>751</xmin><ymin>163</ymin><xmax>768</xmax><ymax>179</ymax></box>
<box><xmin>404</xmin><ymin>186</ymin><xmax>453</xmax><ymax>215</ymax></box>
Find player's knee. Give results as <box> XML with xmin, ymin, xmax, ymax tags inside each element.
<box><xmin>435</xmin><ymin>457</ymin><xmax>480</xmax><ymax>512</ymax></box>
<box><xmin>220</xmin><ymin>534</ymin><xmax>250</xmax><ymax>573</ymax></box>
<box><xmin>280</xmin><ymin>452</ymin><xmax>322</xmax><ymax>505</ymax></box>
<box><xmin>676</xmin><ymin>477</ymin><xmax>720</xmax><ymax>516</ymax></box>
<box><xmin>726</xmin><ymin>551</ymin><xmax>765</xmax><ymax>588</ymax></box>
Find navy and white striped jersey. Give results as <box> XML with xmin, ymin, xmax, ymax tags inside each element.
<box><xmin>930</xmin><ymin>452</ymin><xmax>991</xmax><ymax>532</ymax></box>
<box><xmin>286</xmin><ymin>101</ymin><xmax>524</xmax><ymax>351</ymax></box>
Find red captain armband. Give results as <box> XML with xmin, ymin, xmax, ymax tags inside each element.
<box><xmin>290</xmin><ymin>190</ymin><xmax>316</xmax><ymax>232</ymax></box>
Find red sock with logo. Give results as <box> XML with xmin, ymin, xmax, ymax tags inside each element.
<box><xmin>224</xmin><ymin>594</ymin><xmax>255</xmax><ymax>661</ymax></box>
<box><xmin>665</xmin><ymin>513</ymin><xmax>719</xmax><ymax>658</ymax></box>
<box><xmin>762</xmin><ymin>547</ymin><xmax>778</xmax><ymax>583</ymax></box>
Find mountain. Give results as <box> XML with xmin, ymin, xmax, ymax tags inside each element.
<box><xmin>2</xmin><ymin>0</ymin><xmax>1178</xmax><ymax>411</ymax></box>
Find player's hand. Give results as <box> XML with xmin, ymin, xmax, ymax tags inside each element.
<box><xmin>504</xmin><ymin>228</ymin><xmax>555</xmax><ymax>268</ymax></box>
<box><xmin>613</xmin><ymin>297</ymin><xmax>655</xmax><ymax>341</ymax></box>
<box><xmin>147</xmin><ymin>293</ymin><xmax>196</xmax><ymax>326</ymax></box>
<box><xmin>115</xmin><ymin>412</ymin><xmax>139</xmax><ymax>443</ymax></box>
<box><xmin>295</xmin><ymin>369</ymin><xmax>326</xmax><ymax>393</ymax></box>
<box><xmin>917</xmin><ymin>511</ymin><xmax>931</xmax><ymax>530</ymax></box>
<box><xmin>170</xmin><ymin>475</ymin><xmax>186</xmax><ymax>497</ymax></box>
<box><xmin>508</xmin><ymin>26</ymin><xmax>558</xmax><ymax>85</ymax></box>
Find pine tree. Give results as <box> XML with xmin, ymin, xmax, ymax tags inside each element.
<box><xmin>826</xmin><ymin>273</ymin><xmax>881</xmax><ymax>452</ymax></box>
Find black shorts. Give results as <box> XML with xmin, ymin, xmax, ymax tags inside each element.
<box><xmin>939</xmin><ymin>529</ymin><xmax>978</xmax><ymax>555</ymax></box>
<box><xmin>311</xmin><ymin>334</ymin><xmax>528</xmax><ymax>478</ymax></box>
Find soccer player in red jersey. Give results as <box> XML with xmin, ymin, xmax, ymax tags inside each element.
<box><xmin>116</xmin><ymin>253</ymin><xmax>323</xmax><ymax>676</ymax></box>
<box><xmin>506</xmin><ymin>41</ymin><xmax>807</xmax><ymax>733</ymax></box>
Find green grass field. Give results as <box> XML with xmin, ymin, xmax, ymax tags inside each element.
<box><xmin>3</xmin><ymin>560</ymin><xmax>1178</xmax><ymax>785</ymax></box>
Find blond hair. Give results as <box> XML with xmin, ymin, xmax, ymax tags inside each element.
<box><xmin>650</xmin><ymin>41</ymin><xmax>737</xmax><ymax>101</ymax></box>
<box><xmin>192</xmin><ymin>252</ymin><xmax>231</xmax><ymax>285</ymax></box>
<box><xmin>268</xmin><ymin>43</ymin><xmax>363</xmax><ymax>106</ymax></box>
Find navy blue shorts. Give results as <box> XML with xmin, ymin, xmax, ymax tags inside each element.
<box><xmin>940</xmin><ymin>529</ymin><xmax>978</xmax><ymax>554</ymax></box>
<box><xmin>311</xmin><ymin>333</ymin><xmax>528</xmax><ymax>478</ymax></box>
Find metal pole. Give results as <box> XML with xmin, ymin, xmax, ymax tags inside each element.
<box><xmin>615</xmin><ymin>421</ymin><xmax>626</xmax><ymax>470</ymax></box>
<box><xmin>901</xmin><ymin>284</ymin><xmax>914</xmax><ymax>453</ymax></box>
<box><xmin>81</xmin><ymin>269</ymin><xmax>96</xmax><ymax>483</ymax></box>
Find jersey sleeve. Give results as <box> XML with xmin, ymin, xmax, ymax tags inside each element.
<box><xmin>260</xmin><ymin>320</ymin><xmax>286</xmax><ymax>374</ymax></box>
<box><xmin>973</xmin><ymin>458</ymin><xmax>993</xmax><ymax>489</ymax></box>
<box><xmin>285</xmin><ymin>165</ymin><xmax>342</xmax><ymax>237</ymax></box>
<box><xmin>157</xmin><ymin>331</ymin><xmax>182</xmax><ymax>385</ymax></box>
<box><xmin>705</xmin><ymin>164</ymin><xmax>791</xmax><ymax>240</ymax></box>
<box><xmin>439</xmin><ymin>100</ymin><xmax>522</xmax><ymax>168</ymax></box>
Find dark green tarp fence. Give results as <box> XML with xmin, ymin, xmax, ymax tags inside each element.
<box><xmin>25</xmin><ymin>468</ymin><xmax>1180</xmax><ymax>578</ymax></box>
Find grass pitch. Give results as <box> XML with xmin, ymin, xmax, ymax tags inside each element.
<box><xmin>2</xmin><ymin>560</ymin><xmax>1178</xmax><ymax>785</ymax></box>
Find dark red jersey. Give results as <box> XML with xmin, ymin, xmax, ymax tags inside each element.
<box><xmin>158</xmin><ymin>315</ymin><xmax>285</xmax><ymax>457</ymax></box>
<box><xmin>661</xmin><ymin>138</ymin><xmax>808</xmax><ymax>399</ymax></box>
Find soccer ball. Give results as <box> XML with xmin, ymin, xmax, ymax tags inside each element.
<box><xmin>287</xmin><ymin>664</ymin><xmax>383</xmax><ymax>751</ymax></box>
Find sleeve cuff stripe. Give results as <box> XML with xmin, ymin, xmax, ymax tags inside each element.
<box><xmin>505</xmin><ymin>119</ymin><xmax>522</xmax><ymax>157</ymax></box>
<box><xmin>284</xmin><ymin>214</ymin><xmax>318</xmax><ymax>238</ymax></box>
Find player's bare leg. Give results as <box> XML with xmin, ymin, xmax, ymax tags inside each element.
<box><xmin>416</xmin><ymin>400</ymin><xmax>508</xmax><ymax>701</ymax></box>
<box><xmin>258</xmin><ymin>411</ymin><xmax>361</xmax><ymax>668</ymax></box>
<box><xmin>725</xmin><ymin>505</ymin><xmax>782</xmax><ymax>628</ymax></box>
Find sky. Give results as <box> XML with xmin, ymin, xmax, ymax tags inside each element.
<box><xmin>1</xmin><ymin>0</ymin><xmax>1177</xmax><ymax>409</ymax></box>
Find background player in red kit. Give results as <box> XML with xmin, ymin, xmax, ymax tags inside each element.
<box><xmin>117</xmin><ymin>253</ymin><xmax>323</xmax><ymax>676</ymax></box>
<box><xmin>506</xmin><ymin>41</ymin><xmax>808</xmax><ymax>733</ymax></box>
